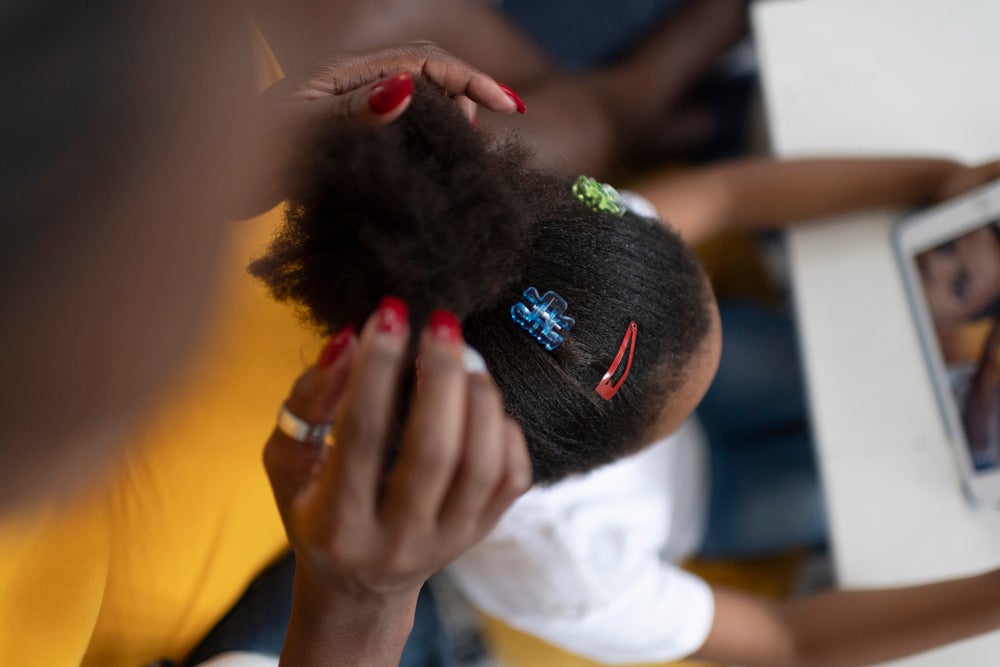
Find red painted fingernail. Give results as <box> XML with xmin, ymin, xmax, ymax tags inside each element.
<box><xmin>376</xmin><ymin>296</ymin><xmax>408</xmax><ymax>334</ymax></box>
<box><xmin>429</xmin><ymin>309</ymin><xmax>462</xmax><ymax>343</ymax></box>
<box><xmin>317</xmin><ymin>326</ymin><xmax>354</xmax><ymax>368</ymax></box>
<box><xmin>368</xmin><ymin>73</ymin><xmax>414</xmax><ymax>115</ymax></box>
<box><xmin>497</xmin><ymin>83</ymin><xmax>526</xmax><ymax>114</ymax></box>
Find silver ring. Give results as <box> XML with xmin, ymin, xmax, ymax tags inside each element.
<box><xmin>276</xmin><ymin>403</ymin><xmax>333</xmax><ymax>443</ymax></box>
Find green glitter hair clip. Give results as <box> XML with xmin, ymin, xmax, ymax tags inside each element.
<box><xmin>572</xmin><ymin>175</ymin><xmax>626</xmax><ymax>217</ymax></box>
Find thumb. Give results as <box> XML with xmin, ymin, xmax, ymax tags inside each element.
<box><xmin>333</xmin><ymin>71</ymin><xmax>415</xmax><ymax>128</ymax></box>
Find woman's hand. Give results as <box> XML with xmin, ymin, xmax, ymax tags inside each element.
<box><xmin>265</xmin><ymin>41</ymin><xmax>521</xmax><ymax>121</ymax></box>
<box><xmin>934</xmin><ymin>159</ymin><xmax>1000</xmax><ymax>202</ymax></box>
<box><xmin>263</xmin><ymin>299</ymin><xmax>531</xmax><ymax>665</ymax></box>
<box><xmin>233</xmin><ymin>42</ymin><xmax>524</xmax><ymax>218</ymax></box>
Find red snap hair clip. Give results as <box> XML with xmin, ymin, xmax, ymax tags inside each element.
<box><xmin>595</xmin><ymin>321</ymin><xmax>637</xmax><ymax>400</ymax></box>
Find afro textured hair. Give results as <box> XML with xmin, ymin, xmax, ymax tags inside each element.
<box><xmin>251</xmin><ymin>79</ymin><xmax>713</xmax><ymax>483</ymax></box>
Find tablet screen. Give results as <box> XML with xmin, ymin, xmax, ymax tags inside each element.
<box><xmin>915</xmin><ymin>220</ymin><xmax>1000</xmax><ymax>471</ymax></box>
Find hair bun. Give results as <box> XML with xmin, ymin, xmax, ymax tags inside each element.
<box><xmin>250</xmin><ymin>78</ymin><xmax>537</xmax><ymax>333</ymax></box>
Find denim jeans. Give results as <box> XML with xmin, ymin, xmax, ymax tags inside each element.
<box><xmin>696</xmin><ymin>302</ymin><xmax>828</xmax><ymax>558</ymax></box>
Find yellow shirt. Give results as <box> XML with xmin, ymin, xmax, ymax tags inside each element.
<box><xmin>0</xmin><ymin>210</ymin><xmax>319</xmax><ymax>666</ymax></box>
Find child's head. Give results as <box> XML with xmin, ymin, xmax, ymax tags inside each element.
<box><xmin>251</xmin><ymin>80</ymin><xmax>720</xmax><ymax>483</ymax></box>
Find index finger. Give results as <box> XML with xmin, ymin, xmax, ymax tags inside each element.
<box><xmin>322</xmin><ymin>296</ymin><xmax>410</xmax><ymax>518</ymax></box>
<box><xmin>295</xmin><ymin>43</ymin><xmax>521</xmax><ymax>114</ymax></box>
<box><xmin>412</xmin><ymin>43</ymin><xmax>522</xmax><ymax>113</ymax></box>
<box><xmin>382</xmin><ymin>311</ymin><xmax>469</xmax><ymax>526</ymax></box>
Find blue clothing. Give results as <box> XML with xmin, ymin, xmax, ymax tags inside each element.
<box><xmin>183</xmin><ymin>552</ymin><xmax>453</xmax><ymax>667</ymax></box>
<box><xmin>697</xmin><ymin>302</ymin><xmax>828</xmax><ymax>557</ymax></box>
<box><xmin>498</xmin><ymin>0</ymin><xmax>686</xmax><ymax>69</ymax></box>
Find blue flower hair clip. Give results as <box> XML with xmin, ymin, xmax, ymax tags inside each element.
<box><xmin>511</xmin><ymin>287</ymin><xmax>575</xmax><ymax>351</ymax></box>
<box><xmin>572</xmin><ymin>175</ymin><xmax>626</xmax><ymax>217</ymax></box>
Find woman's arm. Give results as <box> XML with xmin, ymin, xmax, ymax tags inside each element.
<box><xmin>694</xmin><ymin>570</ymin><xmax>1000</xmax><ymax>667</ymax></box>
<box><xmin>636</xmin><ymin>157</ymin><xmax>1000</xmax><ymax>244</ymax></box>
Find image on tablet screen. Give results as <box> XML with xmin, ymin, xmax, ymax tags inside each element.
<box><xmin>917</xmin><ymin>221</ymin><xmax>1000</xmax><ymax>471</ymax></box>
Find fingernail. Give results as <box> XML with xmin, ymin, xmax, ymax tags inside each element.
<box><xmin>462</xmin><ymin>345</ymin><xmax>487</xmax><ymax>373</ymax></box>
<box><xmin>368</xmin><ymin>73</ymin><xmax>414</xmax><ymax>115</ymax></box>
<box><xmin>471</xmin><ymin>115</ymin><xmax>480</xmax><ymax>128</ymax></box>
<box><xmin>497</xmin><ymin>83</ymin><xmax>526</xmax><ymax>114</ymax></box>
<box><xmin>317</xmin><ymin>326</ymin><xmax>354</xmax><ymax>368</ymax></box>
<box><xmin>429</xmin><ymin>309</ymin><xmax>462</xmax><ymax>343</ymax></box>
<box><xmin>376</xmin><ymin>296</ymin><xmax>408</xmax><ymax>334</ymax></box>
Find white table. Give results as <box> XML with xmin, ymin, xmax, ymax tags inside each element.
<box><xmin>753</xmin><ymin>1</ymin><xmax>1000</xmax><ymax>664</ymax></box>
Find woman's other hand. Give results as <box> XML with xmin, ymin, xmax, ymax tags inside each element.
<box><xmin>233</xmin><ymin>43</ymin><xmax>524</xmax><ymax>219</ymax></box>
<box><xmin>263</xmin><ymin>299</ymin><xmax>531</xmax><ymax>665</ymax></box>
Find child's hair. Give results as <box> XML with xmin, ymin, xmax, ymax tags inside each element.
<box><xmin>250</xmin><ymin>80</ymin><xmax>713</xmax><ymax>483</ymax></box>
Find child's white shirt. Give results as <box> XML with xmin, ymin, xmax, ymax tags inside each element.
<box><xmin>448</xmin><ymin>418</ymin><xmax>714</xmax><ymax>664</ymax></box>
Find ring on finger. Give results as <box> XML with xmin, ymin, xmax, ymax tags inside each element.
<box><xmin>276</xmin><ymin>403</ymin><xmax>333</xmax><ymax>443</ymax></box>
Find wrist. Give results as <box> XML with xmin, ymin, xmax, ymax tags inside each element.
<box><xmin>282</xmin><ymin>569</ymin><xmax>422</xmax><ymax>666</ymax></box>
<box><xmin>292</xmin><ymin>567</ymin><xmax>421</xmax><ymax>625</ymax></box>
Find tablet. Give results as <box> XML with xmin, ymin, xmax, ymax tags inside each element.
<box><xmin>895</xmin><ymin>179</ymin><xmax>1000</xmax><ymax>507</ymax></box>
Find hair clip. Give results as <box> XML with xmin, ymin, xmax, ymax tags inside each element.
<box><xmin>511</xmin><ymin>287</ymin><xmax>575</xmax><ymax>351</ymax></box>
<box><xmin>572</xmin><ymin>175</ymin><xmax>627</xmax><ymax>217</ymax></box>
<box><xmin>595</xmin><ymin>321</ymin><xmax>637</xmax><ymax>400</ymax></box>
